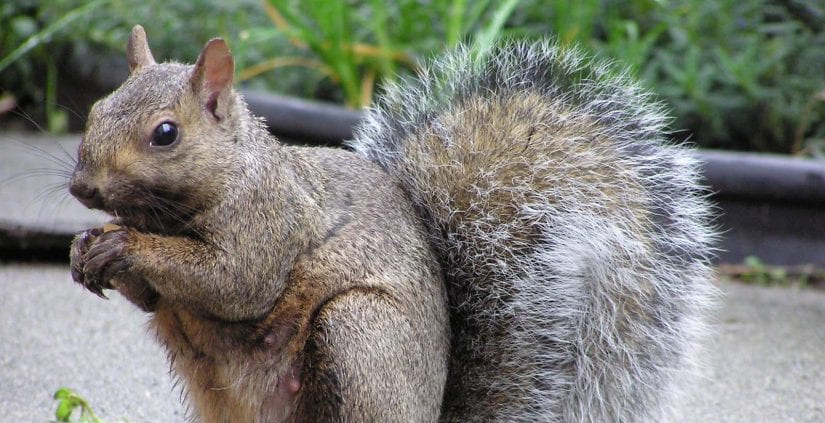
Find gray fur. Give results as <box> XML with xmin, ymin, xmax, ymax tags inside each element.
<box><xmin>349</xmin><ymin>40</ymin><xmax>718</xmax><ymax>422</ymax></box>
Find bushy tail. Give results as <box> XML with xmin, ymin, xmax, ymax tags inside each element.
<box><xmin>349</xmin><ymin>40</ymin><xmax>718</xmax><ymax>422</ymax></box>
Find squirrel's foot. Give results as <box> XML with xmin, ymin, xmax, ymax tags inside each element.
<box><xmin>70</xmin><ymin>227</ymin><xmax>106</xmax><ymax>297</ymax></box>
<box><xmin>70</xmin><ymin>227</ymin><xmax>133</xmax><ymax>297</ymax></box>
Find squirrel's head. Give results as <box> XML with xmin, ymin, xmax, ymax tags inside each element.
<box><xmin>70</xmin><ymin>25</ymin><xmax>245</xmax><ymax>231</ymax></box>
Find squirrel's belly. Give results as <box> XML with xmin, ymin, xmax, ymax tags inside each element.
<box><xmin>150</xmin><ymin>303</ymin><xmax>301</xmax><ymax>422</ymax></box>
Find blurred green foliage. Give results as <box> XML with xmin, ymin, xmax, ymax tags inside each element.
<box><xmin>506</xmin><ymin>0</ymin><xmax>825</xmax><ymax>153</ymax></box>
<box><xmin>1</xmin><ymin>0</ymin><xmax>824</xmax><ymax>154</ymax></box>
<box><xmin>0</xmin><ymin>0</ymin><xmax>307</xmax><ymax>131</ymax></box>
<box><xmin>256</xmin><ymin>0</ymin><xmax>519</xmax><ymax>107</ymax></box>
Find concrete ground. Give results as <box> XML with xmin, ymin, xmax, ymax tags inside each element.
<box><xmin>0</xmin><ymin>264</ymin><xmax>184</xmax><ymax>422</ymax></box>
<box><xmin>0</xmin><ymin>133</ymin><xmax>108</xmax><ymax>235</ymax></box>
<box><xmin>677</xmin><ymin>280</ymin><xmax>825</xmax><ymax>422</ymax></box>
<box><xmin>1</xmin><ymin>132</ymin><xmax>824</xmax><ymax>421</ymax></box>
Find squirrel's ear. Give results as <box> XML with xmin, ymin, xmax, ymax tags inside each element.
<box><xmin>191</xmin><ymin>38</ymin><xmax>234</xmax><ymax>122</ymax></box>
<box><xmin>126</xmin><ymin>25</ymin><xmax>156</xmax><ymax>73</ymax></box>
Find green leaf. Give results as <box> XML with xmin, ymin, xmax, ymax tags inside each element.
<box><xmin>446</xmin><ymin>0</ymin><xmax>468</xmax><ymax>45</ymax></box>
<box><xmin>472</xmin><ymin>0</ymin><xmax>519</xmax><ymax>59</ymax></box>
<box><xmin>55</xmin><ymin>399</ymin><xmax>75</xmax><ymax>421</ymax></box>
<box><xmin>0</xmin><ymin>0</ymin><xmax>108</xmax><ymax>73</ymax></box>
<box><xmin>54</xmin><ymin>387</ymin><xmax>73</xmax><ymax>400</ymax></box>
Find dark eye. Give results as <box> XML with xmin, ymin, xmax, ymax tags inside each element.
<box><xmin>151</xmin><ymin>121</ymin><xmax>179</xmax><ymax>147</ymax></box>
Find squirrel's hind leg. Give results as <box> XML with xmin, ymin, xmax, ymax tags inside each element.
<box><xmin>294</xmin><ymin>288</ymin><xmax>448</xmax><ymax>422</ymax></box>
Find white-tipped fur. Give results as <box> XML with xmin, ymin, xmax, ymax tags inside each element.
<box><xmin>349</xmin><ymin>40</ymin><xmax>718</xmax><ymax>422</ymax></box>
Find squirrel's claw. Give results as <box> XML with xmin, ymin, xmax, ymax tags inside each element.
<box><xmin>83</xmin><ymin>230</ymin><xmax>131</xmax><ymax>287</ymax></box>
<box><xmin>69</xmin><ymin>230</ymin><xmax>92</xmax><ymax>286</ymax></box>
<box><xmin>70</xmin><ymin>227</ymin><xmax>130</xmax><ymax>298</ymax></box>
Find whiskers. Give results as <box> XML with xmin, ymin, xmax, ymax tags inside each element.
<box><xmin>0</xmin><ymin>134</ymin><xmax>79</xmax><ymax>222</ymax></box>
<box><xmin>2</xmin><ymin>91</ymin><xmax>88</xmax><ymax>133</ymax></box>
<box><xmin>126</xmin><ymin>184</ymin><xmax>210</xmax><ymax>242</ymax></box>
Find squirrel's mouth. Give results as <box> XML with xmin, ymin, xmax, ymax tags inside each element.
<box><xmin>108</xmin><ymin>206</ymin><xmax>198</xmax><ymax>235</ymax></box>
<box><xmin>103</xmin><ymin>188</ymin><xmax>201</xmax><ymax>235</ymax></box>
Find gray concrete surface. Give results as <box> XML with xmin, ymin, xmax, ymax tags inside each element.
<box><xmin>1</xmin><ymin>264</ymin><xmax>185</xmax><ymax>422</ymax></box>
<box><xmin>0</xmin><ymin>132</ymin><xmax>106</xmax><ymax>235</ymax></box>
<box><xmin>676</xmin><ymin>281</ymin><xmax>825</xmax><ymax>422</ymax></box>
<box><xmin>2</xmin><ymin>132</ymin><xmax>824</xmax><ymax>421</ymax></box>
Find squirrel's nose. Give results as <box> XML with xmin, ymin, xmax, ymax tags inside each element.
<box><xmin>69</xmin><ymin>178</ymin><xmax>104</xmax><ymax>210</ymax></box>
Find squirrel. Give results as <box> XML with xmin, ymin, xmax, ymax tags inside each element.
<box><xmin>68</xmin><ymin>25</ymin><xmax>717</xmax><ymax>422</ymax></box>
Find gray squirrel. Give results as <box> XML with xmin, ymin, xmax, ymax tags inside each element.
<box><xmin>69</xmin><ymin>25</ymin><xmax>717</xmax><ymax>422</ymax></box>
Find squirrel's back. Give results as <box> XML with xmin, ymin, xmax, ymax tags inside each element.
<box><xmin>350</xmin><ymin>40</ymin><xmax>718</xmax><ymax>422</ymax></box>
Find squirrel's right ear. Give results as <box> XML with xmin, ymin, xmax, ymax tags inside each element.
<box><xmin>191</xmin><ymin>38</ymin><xmax>235</xmax><ymax>122</ymax></box>
<box><xmin>127</xmin><ymin>25</ymin><xmax>156</xmax><ymax>73</ymax></box>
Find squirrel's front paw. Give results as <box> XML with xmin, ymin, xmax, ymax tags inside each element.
<box><xmin>70</xmin><ymin>228</ymin><xmax>105</xmax><ymax>297</ymax></box>
<box><xmin>70</xmin><ymin>227</ymin><xmax>133</xmax><ymax>298</ymax></box>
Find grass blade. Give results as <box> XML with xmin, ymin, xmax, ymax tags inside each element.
<box><xmin>0</xmin><ymin>0</ymin><xmax>108</xmax><ymax>73</ymax></box>
<box><xmin>472</xmin><ymin>0</ymin><xmax>519</xmax><ymax>58</ymax></box>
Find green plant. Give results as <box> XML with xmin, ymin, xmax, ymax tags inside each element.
<box><xmin>52</xmin><ymin>388</ymin><xmax>105</xmax><ymax>423</ymax></box>
<box><xmin>645</xmin><ymin>0</ymin><xmax>825</xmax><ymax>153</ymax></box>
<box><xmin>0</xmin><ymin>0</ymin><xmax>105</xmax><ymax>74</ymax></box>
<box><xmin>0</xmin><ymin>0</ymin><xmax>283</xmax><ymax>131</ymax></box>
<box><xmin>740</xmin><ymin>255</ymin><xmax>788</xmax><ymax>286</ymax></box>
<box><xmin>794</xmin><ymin>88</ymin><xmax>825</xmax><ymax>157</ymax></box>
<box><xmin>718</xmin><ymin>255</ymin><xmax>825</xmax><ymax>289</ymax></box>
<box><xmin>0</xmin><ymin>0</ymin><xmax>107</xmax><ymax>133</ymax></box>
<box><xmin>505</xmin><ymin>0</ymin><xmax>825</xmax><ymax>154</ymax></box>
<box><xmin>2</xmin><ymin>0</ymin><xmax>823</xmax><ymax>154</ymax></box>
<box><xmin>256</xmin><ymin>0</ymin><xmax>520</xmax><ymax>108</ymax></box>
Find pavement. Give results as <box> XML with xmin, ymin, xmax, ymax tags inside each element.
<box><xmin>0</xmin><ymin>264</ymin><xmax>185</xmax><ymax>422</ymax></box>
<box><xmin>0</xmin><ymin>132</ymin><xmax>108</xmax><ymax>236</ymax></box>
<box><xmin>1</xmin><ymin>132</ymin><xmax>824</xmax><ymax>422</ymax></box>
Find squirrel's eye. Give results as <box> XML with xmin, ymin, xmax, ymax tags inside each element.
<box><xmin>151</xmin><ymin>121</ymin><xmax>179</xmax><ymax>147</ymax></box>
